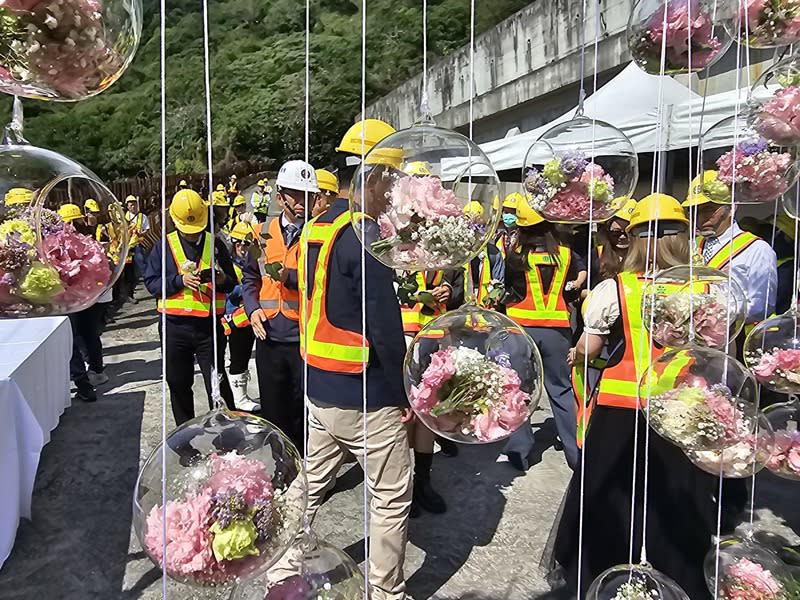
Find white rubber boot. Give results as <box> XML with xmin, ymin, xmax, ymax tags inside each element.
<box><xmin>230</xmin><ymin>371</ymin><xmax>260</xmax><ymax>412</ymax></box>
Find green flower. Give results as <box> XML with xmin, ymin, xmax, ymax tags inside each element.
<box><xmin>209</xmin><ymin>519</ymin><xmax>260</xmax><ymax>562</ymax></box>
<box><xmin>0</xmin><ymin>219</ymin><xmax>36</xmax><ymax>246</ymax></box>
<box><xmin>702</xmin><ymin>179</ymin><xmax>732</xmax><ymax>203</ymax></box>
<box><xmin>675</xmin><ymin>386</ymin><xmax>705</xmax><ymax>405</ymax></box>
<box><xmin>778</xmin><ymin>72</ymin><xmax>800</xmax><ymax>88</ymax></box>
<box><xmin>586</xmin><ymin>179</ymin><xmax>611</xmax><ymax>202</ymax></box>
<box><xmin>542</xmin><ymin>158</ymin><xmax>566</xmax><ymax>186</ymax></box>
<box><xmin>18</xmin><ymin>262</ymin><xmax>63</xmax><ymax>304</ymax></box>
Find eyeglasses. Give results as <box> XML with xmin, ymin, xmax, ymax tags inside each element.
<box><xmin>630</xmin><ymin>223</ymin><xmax>687</xmax><ymax>238</ymax></box>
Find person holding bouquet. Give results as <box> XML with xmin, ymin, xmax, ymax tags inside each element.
<box><xmin>503</xmin><ymin>202</ymin><xmax>585</xmax><ymax>471</ymax></box>
<box><xmin>556</xmin><ymin>193</ymin><xmax>718</xmax><ymax>599</ymax></box>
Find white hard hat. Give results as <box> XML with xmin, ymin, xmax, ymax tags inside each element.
<box><xmin>276</xmin><ymin>160</ymin><xmax>320</xmax><ymax>193</ymax></box>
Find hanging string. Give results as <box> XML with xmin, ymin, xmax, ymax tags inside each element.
<box><xmin>301</xmin><ymin>0</ymin><xmax>311</xmax><ymax>532</ymax></box>
<box><xmin>468</xmin><ymin>0</ymin><xmax>475</xmax><ymax>141</ymax></box>
<box><xmin>420</xmin><ymin>0</ymin><xmax>430</xmax><ymax>119</ymax></box>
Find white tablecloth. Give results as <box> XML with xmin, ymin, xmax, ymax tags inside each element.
<box><xmin>0</xmin><ymin>317</ymin><xmax>71</xmax><ymax>569</ymax></box>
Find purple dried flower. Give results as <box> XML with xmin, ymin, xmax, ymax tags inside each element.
<box><xmin>489</xmin><ymin>350</ymin><xmax>512</xmax><ymax>368</ymax></box>
<box><xmin>211</xmin><ymin>489</ymin><xmax>249</xmax><ymax>529</ymax></box>
<box><xmin>560</xmin><ymin>150</ymin><xmax>588</xmax><ymax>180</ymax></box>
<box><xmin>1</xmin><ymin>272</ymin><xmax>16</xmax><ymax>286</ymax></box>
<box><xmin>737</xmin><ymin>137</ymin><xmax>769</xmax><ymax>157</ymax></box>
<box><xmin>523</xmin><ymin>167</ymin><xmax>548</xmax><ymax>196</ymax></box>
<box><xmin>252</xmin><ymin>499</ymin><xmax>273</xmax><ymax>542</ymax></box>
<box><xmin>0</xmin><ymin>241</ymin><xmax>33</xmax><ymax>272</ymax></box>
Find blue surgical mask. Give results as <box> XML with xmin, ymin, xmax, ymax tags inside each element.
<box><xmin>502</xmin><ymin>213</ymin><xmax>517</xmax><ymax>227</ymax></box>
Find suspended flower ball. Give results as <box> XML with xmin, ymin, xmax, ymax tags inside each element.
<box><xmin>230</xmin><ymin>531</ymin><xmax>364</xmax><ymax>600</ymax></box>
<box><xmin>586</xmin><ymin>563</ymin><xmax>690</xmax><ymax>599</ymax></box>
<box><xmin>638</xmin><ymin>346</ymin><xmax>759</xmax><ymax>452</ymax></box>
<box><xmin>703</xmin><ymin>535</ymin><xmax>792</xmax><ymax>599</ymax></box>
<box><xmin>643</xmin><ymin>265</ymin><xmax>747</xmax><ymax>350</ymax></box>
<box><xmin>404</xmin><ymin>304</ymin><xmax>544</xmax><ymax>444</ymax></box>
<box><xmin>686</xmin><ymin>412</ymin><xmax>774</xmax><ymax>478</ymax></box>
<box><xmin>0</xmin><ymin>142</ymin><xmax>128</xmax><ymax>317</ymax></box>
<box><xmin>350</xmin><ymin>122</ymin><xmax>501</xmax><ymax>271</ymax></box>
<box><xmin>522</xmin><ymin>117</ymin><xmax>638</xmax><ymax>224</ymax></box>
<box><xmin>132</xmin><ymin>409</ymin><xmax>306</xmax><ymax>588</ymax></box>
<box><xmin>0</xmin><ymin>0</ymin><xmax>143</xmax><ymax>101</ymax></box>
<box><xmin>761</xmin><ymin>399</ymin><xmax>800</xmax><ymax>481</ymax></box>
<box><xmin>735</xmin><ymin>0</ymin><xmax>800</xmax><ymax>48</ymax></box>
<box><xmin>628</xmin><ymin>0</ymin><xmax>733</xmax><ymax>75</ymax></box>
<box><xmin>748</xmin><ymin>53</ymin><xmax>800</xmax><ymax>146</ymax></box>
<box><xmin>699</xmin><ymin>116</ymin><xmax>800</xmax><ymax>205</ymax></box>
<box><xmin>743</xmin><ymin>309</ymin><xmax>800</xmax><ymax>394</ymax></box>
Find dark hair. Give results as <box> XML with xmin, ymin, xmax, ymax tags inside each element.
<box><xmin>507</xmin><ymin>221</ymin><xmax>562</xmax><ymax>274</ymax></box>
<box><xmin>334</xmin><ymin>155</ymin><xmax>357</xmax><ymax>190</ymax></box>
<box><xmin>596</xmin><ymin>219</ymin><xmax>628</xmax><ymax>281</ymax></box>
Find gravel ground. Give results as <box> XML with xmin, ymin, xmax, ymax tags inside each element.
<box><xmin>0</xmin><ymin>291</ymin><xmax>797</xmax><ymax>600</ymax></box>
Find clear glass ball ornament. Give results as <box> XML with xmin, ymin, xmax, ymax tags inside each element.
<box><xmin>703</xmin><ymin>534</ymin><xmax>792</xmax><ymax>599</ymax></box>
<box><xmin>638</xmin><ymin>345</ymin><xmax>759</xmax><ymax>452</ymax></box>
<box><xmin>627</xmin><ymin>0</ymin><xmax>734</xmax><ymax>75</ymax></box>
<box><xmin>686</xmin><ymin>411</ymin><xmax>774</xmax><ymax>478</ymax></box>
<box><xmin>734</xmin><ymin>0</ymin><xmax>800</xmax><ymax>48</ymax></box>
<box><xmin>761</xmin><ymin>399</ymin><xmax>800</xmax><ymax>481</ymax></box>
<box><xmin>404</xmin><ymin>303</ymin><xmax>543</xmax><ymax>444</ymax></box>
<box><xmin>521</xmin><ymin>117</ymin><xmax>638</xmax><ymax>224</ymax></box>
<box><xmin>744</xmin><ymin>309</ymin><xmax>800</xmax><ymax>394</ymax></box>
<box><xmin>748</xmin><ymin>52</ymin><xmax>800</xmax><ymax>146</ymax></box>
<box><xmin>349</xmin><ymin>122</ymin><xmax>501</xmax><ymax>271</ymax></box>
<box><xmin>132</xmin><ymin>409</ymin><xmax>307</xmax><ymax>589</ymax></box>
<box><xmin>699</xmin><ymin>116</ymin><xmax>800</xmax><ymax>205</ymax></box>
<box><xmin>0</xmin><ymin>0</ymin><xmax>143</xmax><ymax>100</ymax></box>
<box><xmin>0</xmin><ymin>141</ymin><xmax>128</xmax><ymax>317</ymax></box>
<box><xmin>586</xmin><ymin>563</ymin><xmax>690</xmax><ymax>600</ymax></box>
<box><xmin>230</xmin><ymin>531</ymin><xmax>364</xmax><ymax>600</ymax></box>
<box><xmin>643</xmin><ymin>265</ymin><xmax>747</xmax><ymax>350</ymax></box>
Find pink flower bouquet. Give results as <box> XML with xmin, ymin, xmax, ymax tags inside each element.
<box><xmin>720</xmin><ymin>557</ymin><xmax>787</xmax><ymax>599</ymax></box>
<box><xmin>739</xmin><ymin>0</ymin><xmax>800</xmax><ymax>48</ymax></box>
<box><xmin>765</xmin><ymin>428</ymin><xmax>800</xmax><ymax>479</ymax></box>
<box><xmin>688</xmin><ymin>432</ymin><xmax>772</xmax><ymax>478</ymax></box>
<box><xmin>409</xmin><ymin>346</ymin><xmax>532</xmax><ymax>442</ymax></box>
<box><xmin>715</xmin><ymin>138</ymin><xmax>794</xmax><ymax>204</ymax></box>
<box><xmin>524</xmin><ymin>151</ymin><xmax>615</xmax><ymax>222</ymax></box>
<box><xmin>144</xmin><ymin>452</ymin><xmax>279</xmax><ymax>584</ymax></box>
<box><xmin>372</xmin><ymin>175</ymin><xmax>485</xmax><ymax>269</ymax></box>
<box><xmin>647</xmin><ymin>291</ymin><xmax>732</xmax><ymax>349</ymax></box>
<box><xmin>748</xmin><ymin>348</ymin><xmax>800</xmax><ymax>393</ymax></box>
<box><xmin>629</xmin><ymin>0</ymin><xmax>724</xmax><ymax>74</ymax></box>
<box><xmin>752</xmin><ymin>79</ymin><xmax>800</xmax><ymax>146</ymax></box>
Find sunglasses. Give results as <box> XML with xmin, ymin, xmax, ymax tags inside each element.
<box><xmin>607</xmin><ymin>228</ymin><xmax>627</xmax><ymax>237</ymax></box>
<box><xmin>630</xmin><ymin>223</ymin><xmax>687</xmax><ymax>238</ymax></box>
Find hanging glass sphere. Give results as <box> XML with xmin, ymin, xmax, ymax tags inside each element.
<box><xmin>0</xmin><ymin>142</ymin><xmax>128</xmax><ymax>317</ymax></box>
<box><xmin>744</xmin><ymin>309</ymin><xmax>800</xmax><ymax>394</ymax></box>
<box><xmin>686</xmin><ymin>411</ymin><xmax>774</xmax><ymax>478</ymax></box>
<box><xmin>349</xmin><ymin>122</ymin><xmax>501</xmax><ymax>271</ymax></box>
<box><xmin>643</xmin><ymin>265</ymin><xmax>747</xmax><ymax>350</ymax></box>
<box><xmin>404</xmin><ymin>304</ymin><xmax>544</xmax><ymax>444</ymax></box>
<box><xmin>699</xmin><ymin>116</ymin><xmax>800</xmax><ymax>205</ymax></box>
<box><xmin>0</xmin><ymin>0</ymin><xmax>143</xmax><ymax>101</ymax></box>
<box><xmin>748</xmin><ymin>53</ymin><xmax>800</xmax><ymax>146</ymax></box>
<box><xmin>639</xmin><ymin>345</ymin><xmax>759</xmax><ymax>452</ymax></box>
<box><xmin>627</xmin><ymin>0</ymin><xmax>734</xmax><ymax>75</ymax></box>
<box><xmin>521</xmin><ymin>117</ymin><xmax>638</xmax><ymax>224</ymax></box>
<box><xmin>230</xmin><ymin>531</ymin><xmax>364</xmax><ymax>600</ymax></box>
<box><xmin>761</xmin><ymin>399</ymin><xmax>800</xmax><ymax>481</ymax></box>
<box><xmin>703</xmin><ymin>535</ymin><xmax>792</xmax><ymax>599</ymax></box>
<box><xmin>132</xmin><ymin>409</ymin><xmax>306</xmax><ymax>589</ymax></box>
<box><xmin>586</xmin><ymin>563</ymin><xmax>690</xmax><ymax>600</ymax></box>
<box><xmin>735</xmin><ymin>0</ymin><xmax>800</xmax><ymax>48</ymax></box>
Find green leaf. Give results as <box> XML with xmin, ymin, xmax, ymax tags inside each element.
<box><xmin>263</xmin><ymin>262</ymin><xmax>283</xmax><ymax>281</ymax></box>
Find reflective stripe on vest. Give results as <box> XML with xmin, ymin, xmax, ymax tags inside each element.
<box><xmin>401</xmin><ymin>271</ymin><xmax>445</xmax><ymax>334</ymax></box>
<box><xmin>222</xmin><ymin>306</ymin><xmax>250</xmax><ymax>335</ymax></box>
<box><xmin>298</xmin><ymin>211</ymin><xmax>369</xmax><ymax>373</ymax></box>
<box><xmin>700</xmin><ymin>232</ymin><xmax>759</xmax><ymax>270</ymax></box>
<box><xmin>157</xmin><ymin>232</ymin><xmax>226</xmax><ymax>317</ymax></box>
<box><xmin>257</xmin><ymin>219</ymin><xmax>300</xmax><ymax>320</ymax></box>
<box><xmin>506</xmin><ymin>246</ymin><xmax>572</xmax><ymax>328</ymax></box>
<box><xmin>464</xmin><ymin>252</ymin><xmax>493</xmax><ymax>306</ymax></box>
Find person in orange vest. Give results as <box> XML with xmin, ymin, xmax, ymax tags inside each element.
<box><xmin>556</xmin><ymin>194</ymin><xmax>720</xmax><ymax>599</ymax></box>
<box><xmin>143</xmin><ymin>189</ymin><xmax>236</xmax><ymax>425</ymax></box>
<box><xmin>241</xmin><ymin>160</ymin><xmax>318</xmax><ymax>448</ymax></box>
<box><xmin>503</xmin><ymin>202</ymin><xmax>585</xmax><ymax>471</ymax></box>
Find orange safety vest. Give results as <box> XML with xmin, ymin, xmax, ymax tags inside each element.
<box><xmin>506</xmin><ymin>246</ymin><xmax>572</xmax><ymax>328</ymax></box>
<box><xmin>157</xmin><ymin>231</ymin><xmax>226</xmax><ymax>317</ymax></box>
<box><xmin>698</xmin><ymin>231</ymin><xmax>758</xmax><ymax>270</ymax></box>
<box><xmin>401</xmin><ymin>271</ymin><xmax>445</xmax><ymax>334</ymax></box>
<box><xmin>256</xmin><ymin>218</ymin><xmax>300</xmax><ymax>321</ymax></box>
<box><xmin>298</xmin><ymin>211</ymin><xmax>369</xmax><ymax>373</ymax></box>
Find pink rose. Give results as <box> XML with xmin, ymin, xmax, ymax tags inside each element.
<box><xmin>410</xmin><ymin>384</ymin><xmax>437</xmax><ymax>413</ymax></box>
<box><xmin>579</xmin><ymin>162</ymin><xmax>606</xmax><ymax>183</ymax></box>
<box><xmin>472</xmin><ymin>410</ymin><xmax>508</xmax><ymax>442</ymax></box>
<box><xmin>775</xmin><ymin>348</ymin><xmax>800</xmax><ymax>371</ymax></box>
<box><xmin>753</xmin><ymin>352</ymin><xmax>779</xmax><ymax>378</ymax></box>
<box><xmin>378</xmin><ymin>213</ymin><xmax>397</xmax><ymax>238</ymax></box>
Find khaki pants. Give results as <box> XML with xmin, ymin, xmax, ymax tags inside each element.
<box><xmin>306</xmin><ymin>400</ymin><xmax>413</xmax><ymax>600</ymax></box>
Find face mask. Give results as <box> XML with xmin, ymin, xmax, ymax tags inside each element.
<box><xmin>502</xmin><ymin>213</ymin><xmax>517</xmax><ymax>227</ymax></box>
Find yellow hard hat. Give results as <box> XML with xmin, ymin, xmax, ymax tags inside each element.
<box><xmin>404</xmin><ymin>161</ymin><xmax>432</xmax><ymax>176</ymax></box>
<box><xmin>627</xmin><ymin>193</ymin><xmax>689</xmax><ymax>232</ymax></box>
<box><xmin>683</xmin><ymin>170</ymin><xmax>731</xmax><ymax>207</ymax></box>
<box><xmin>84</xmin><ymin>198</ymin><xmax>100</xmax><ymax>213</ymax></box>
<box><xmin>58</xmin><ymin>203</ymin><xmax>84</xmax><ymax>222</ymax></box>
<box><xmin>503</xmin><ymin>192</ymin><xmax>523</xmax><ymax>209</ymax></box>
<box><xmin>179</xmin><ymin>179</ymin><xmax>188</xmax><ymax>188</ymax></box>
<box><xmin>464</xmin><ymin>200</ymin><xmax>484</xmax><ymax>218</ymax></box>
<box><xmin>257</xmin><ymin>179</ymin><xmax>266</xmax><ymax>187</ymax></box>
<box><xmin>125</xmin><ymin>195</ymin><xmax>137</xmax><ymax>204</ymax></box>
<box><xmin>336</xmin><ymin>119</ymin><xmax>396</xmax><ymax>155</ymax></box>
<box><xmin>315</xmin><ymin>169</ymin><xmax>339</xmax><ymax>194</ymax></box>
<box><xmin>232</xmin><ymin>194</ymin><xmax>246</xmax><ymax>207</ymax></box>
<box><xmin>364</xmin><ymin>146</ymin><xmax>404</xmax><ymax>169</ymax></box>
<box><xmin>170</xmin><ymin>189</ymin><xmax>208</xmax><ymax>234</ymax></box>
<box><xmin>229</xmin><ymin>221</ymin><xmax>254</xmax><ymax>242</ymax></box>
<box><xmin>210</xmin><ymin>190</ymin><xmax>230</xmax><ymax>206</ymax></box>
<box><xmin>610</xmin><ymin>196</ymin><xmax>638</xmax><ymax>221</ymax></box>
<box><xmin>515</xmin><ymin>198</ymin><xmax>545</xmax><ymax>227</ymax></box>
<box><xmin>4</xmin><ymin>187</ymin><xmax>33</xmax><ymax>206</ymax></box>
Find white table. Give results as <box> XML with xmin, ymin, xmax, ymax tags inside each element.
<box><xmin>0</xmin><ymin>317</ymin><xmax>71</xmax><ymax>569</ymax></box>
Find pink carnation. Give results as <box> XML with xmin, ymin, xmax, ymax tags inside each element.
<box><xmin>647</xmin><ymin>1</ymin><xmax>722</xmax><ymax>69</ymax></box>
<box><xmin>753</xmin><ymin>352</ymin><xmax>780</xmax><ymax>378</ymax></box>
<box><xmin>694</xmin><ymin>304</ymin><xmax>728</xmax><ymax>347</ymax></box>
<box><xmin>387</xmin><ymin>175</ymin><xmax>461</xmax><ymax>223</ymax></box>
<box><xmin>716</xmin><ymin>147</ymin><xmax>793</xmax><ymax>203</ymax></box>
<box><xmin>421</xmin><ymin>349</ymin><xmax>456</xmax><ymax>388</ymax></box>
<box><xmin>43</xmin><ymin>223</ymin><xmax>111</xmax><ymax>307</ymax></box>
<box><xmin>757</xmin><ymin>85</ymin><xmax>800</xmax><ymax>145</ymax></box>
<box><xmin>704</xmin><ymin>391</ymin><xmax>746</xmax><ymax>441</ymax></box>
<box><xmin>767</xmin><ymin>429</ymin><xmax>800</xmax><ymax>475</ymax></box>
<box><xmin>753</xmin><ymin>349</ymin><xmax>800</xmax><ymax>380</ymax></box>
<box><xmin>205</xmin><ymin>452</ymin><xmax>274</xmax><ymax>506</ymax></box>
<box><xmin>545</xmin><ymin>181</ymin><xmax>592</xmax><ymax>220</ymax></box>
<box><xmin>723</xmin><ymin>557</ymin><xmax>784</xmax><ymax>599</ymax></box>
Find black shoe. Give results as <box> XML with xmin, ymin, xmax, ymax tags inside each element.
<box><xmin>437</xmin><ymin>437</ymin><xmax>459</xmax><ymax>457</ymax></box>
<box><xmin>507</xmin><ymin>451</ymin><xmax>529</xmax><ymax>472</ymax></box>
<box><xmin>75</xmin><ymin>378</ymin><xmax>97</xmax><ymax>403</ymax></box>
<box><xmin>413</xmin><ymin>478</ymin><xmax>446</xmax><ymax>514</ymax></box>
<box><xmin>554</xmin><ymin>436</ymin><xmax>564</xmax><ymax>451</ymax></box>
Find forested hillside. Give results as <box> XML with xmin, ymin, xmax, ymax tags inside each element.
<box><xmin>2</xmin><ymin>0</ymin><xmax>530</xmax><ymax>180</ymax></box>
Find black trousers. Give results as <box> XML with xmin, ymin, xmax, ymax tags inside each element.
<box><xmin>255</xmin><ymin>340</ymin><xmax>303</xmax><ymax>448</ymax></box>
<box><xmin>227</xmin><ymin>325</ymin><xmax>255</xmax><ymax>375</ymax></box>
<box><xmin>69</xmin><ymin>303</ymin><xmax>106</xmax><ymax>382</ymax></box>
<box><xmin>160</xmin><ymin>318</ymin><xmax>235</xmax><ymax>426</ymax></box>
<box><xmin>253</xmin><ymin>211</ymin><xmax>268</xmax><ymax>223</ymax></box>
